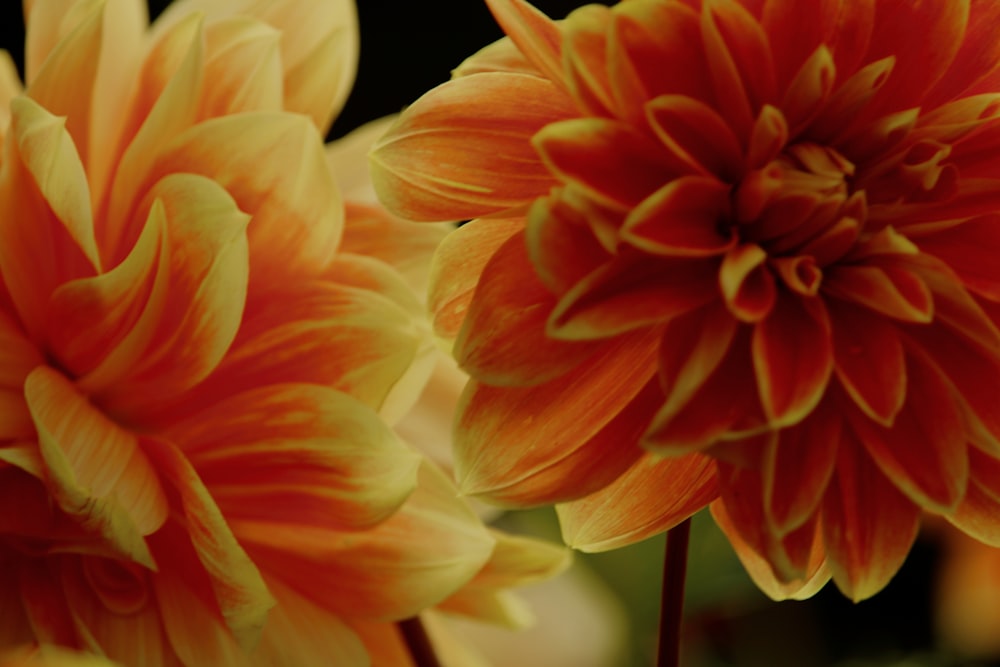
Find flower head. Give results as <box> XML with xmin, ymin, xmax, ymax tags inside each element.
<box><xmin>0</xmin><ymin>0</ymin><xmax>498</xmax><ymax>662</ymax></box>
<box><xmin>372</xmin><ymin>0</ymin><xmax>1000</xmax><ymax>601</ymax></box>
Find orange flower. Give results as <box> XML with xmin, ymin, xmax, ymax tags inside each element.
<box><xmin>0</xmin><ymin>0</ymin><xmax>496</xmax><ymax>663</ymax></box>
<box><xmin>371</xmin><ymin>0</ymin><xmax>1000</xmax><ymax>601</ymax></box>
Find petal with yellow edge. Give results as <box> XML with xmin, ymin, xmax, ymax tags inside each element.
<box><xmin>24</xmin><ymin>366</ymin><xmax>166</xmax><ymax>569</ymax></box>
<box><xmin>558</xmin><ymin>452</ymin><xmax>717</xmax><ymax>552</ymax></box>
<box><xmin>144</xmin><ymin>440</ymin><xmax>275</xmax><ymax>651</ymax></box>
<box><xmin>0</xmin><ymin>96</ymin><xmax>100</xmax><ymax>338</ymax></box>
<box><xmin>233</xmin><ymin>461</ymin><xmax>494</xmax><ymax>620</ymax></box>
<box><xmin>164</xmin><ymin>384</ymin><xmax>420</xmax><ymax>531</ymax></box>
<box><xmin>821</xmin><ymin>428</ymin><xmax>921</xmax><ymax>602</ymax></box>
<box><xmin>454</xmin><ymin>232</ymin><xmax>599</xmax><ymax>387</ymax></box>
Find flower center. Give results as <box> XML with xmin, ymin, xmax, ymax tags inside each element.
<box><xmin>83</xmin><ymin>556</ymin><xmax>150</xmax><ymax>615</ymax></box>
<box><xmin>733</xmin><ymin>142</ymin><xmax>864</xmax><ymax>267</ymax></box>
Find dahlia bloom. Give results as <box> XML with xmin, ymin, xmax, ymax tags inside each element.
<box><xmin>0</xmin><ymin>0</ymin><xmax>503</xmax><ymax>662</ymax></box>
<box><xmin>371</xmin><ymin>0</ymin><xmax>1000</xmax><ymax>601</ymax></box>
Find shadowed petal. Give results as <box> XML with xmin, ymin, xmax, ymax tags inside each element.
<box><xmin>762</xmin><ymin>405</ymin><xmax>840</xmax><ymax>536</ymax></box>
<box><xmin>456</xmin><ymin>330</ymin><xmax>659</xmax><ymax>504</ymax></box>
<box><xmin>829</xmin><ymin>300</ymin><xmax>906</xmax><ymax>426</ymax></box>
<box><xmin>947</xmin><ymin>450</ymin><xmax>1000</xmax><ymax>546</ymax></box>
<box><xmin>526</xmin><ymin>188</ymin><xmax>612</xmax><ymax>294</ymax></box>
<box><xmin>821</xmin><ymin>428</ymin><xmax>921</xmax><ymax>601</ymax></box>
<box><xmin>622</xmin><ymin>176</ymin><xmax>734</xmax><ymax>256</ymax></box>
<box><xmin>712</xmin><ymin>500</ymin><xmax>831</xmax><ymax>601</ymax></box>
<box><xmin>851</xmin><ymin>351</ymin><xmax>968</xmax><ymax>512</ymax></box>
<box><xmin>371</xmin><ymin>73</ymin><xmax>575</xmax><ymax>221</ymax></box>
<box><xmin>558</xmin><ymin>452</ymin><xmax>717</xmax><ymax>552</ymax></box>
<box><xmin>549</xmin><ymin>254</ymin><xmax>717</xmax><ymax>339</ymax></box>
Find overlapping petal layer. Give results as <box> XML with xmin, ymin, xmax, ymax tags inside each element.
<box><xmin>372</xmin><ymin>0</ymin><xmax>1000</xmax><ymax>600</ymax></box>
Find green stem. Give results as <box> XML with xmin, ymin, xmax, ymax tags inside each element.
<box><xmin>398</xmin><ymin>616</ymin><xmax>442</xmax><ymax>667</ymax></box>
<box><xmin>657</xmin><ymin>518</ymin><xmax>692</xmax><ymax>667</ymax></box>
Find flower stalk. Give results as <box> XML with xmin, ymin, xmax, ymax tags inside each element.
<box><xmin>399</xmin><ymin>616</ymin><xmax>443</xmax><ymax>667</ymax></box>
<box><xmin>658</xmin><ymin>518</ymin><xmax>692</xmax><ymax>667</ymax></box>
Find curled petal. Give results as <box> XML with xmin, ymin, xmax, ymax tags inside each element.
<box><xmin>558</xmin><ymin>452</ymin><xmax>718</xmax><ymax>552</ymax></box>
<box><xmin>720</xmin><ymin>243</ymin><xmax>776</xmax><ymax>322</ymax></box>
<box><xmin>562</xmin><ymin>5</ymin><xmax>615</xmax><ymax>117</ymax></box>
<box><xmin>527</xmin><ymin>190</ymin><xmax>612</xmax><ymax>294</ymax></box>
<box><xmin>484</xmin><ymin>0</ymin><xmax>565</xmax><ymax>86</ymax></box>
<box><xmin>645</xmin><ymin>95</ymin><xmax>744</xmax><ymax>180</ymax></box>
<box><xmin>144</xmin><ymin>439</ymin><xmax>275</xmax><ymax>650</ymax></box>
<box><xmin>0</xmin><ymin>97</ymin><xmax>100</xmax><ymax>338</ymax></box>
<box><xmin>25</xmin><ymin>366</ymin><xmax>166</xmax><ymax>568</ymax></box>
<box><xmin>371</xmin><ymin>73</ymin><xmax>575</xmax><ymax>221</ymax></box>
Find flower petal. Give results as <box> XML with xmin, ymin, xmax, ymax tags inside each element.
<box><xmin>144</xmin><ymin>439</ymin><xmax>275</xmax><ymax>650</ymax></box>
<box><xmin>820</xmin><ymin>428</ymin><xmax>921</xmax><ymax>601</ymax></box>
<box><xmin>526</xmin><ymin>188</ymin><xmax>612</xmax><ymax>294</ymax></box>
<box><xmin>163</xmin><ymin>384</ymin><xmax>420</xmax><ymax>531</ymax></box>
<box><xmin>455</xmin><ymin>231</ymin><xmax>599</xmax><ymax>386</ymax></box>
<box><xmin>711</xmin><ymin>500</ymin><xmax>831</xmax><ymax>601</ymax></box>
<box><xmin>558</xmin><ymin>452</ymin><xmax>717</xmax><ymax>552</ymax></box>
<box><xmin>235</xmin><ymin>461</ymin><xmax>494</xmax><ymax>620</ymax></box>
<box><xmin>850</xmin><ymin>350</ymin><xmax>968</xmax><ymax>512</ymax></box>
<box><xmin>371</xmin><ymin>73</ymin><xmax>574</xmax><ymax>221</ymax></box>
<box><xmin>455</xmin><ymin>330</ymin><xmax>659</xmax><ymax>504</ymax></box>
<box><xmin>24</xmin><ymin>366</ymin><xmax>167</xmax><ymax>568</ymax></box>
<box><xmin>484</xmin><ymin>0</ymin><xmax>565</xmax><ymax>86</ymax></box>
<box><xmin>90</xmin><ymin>173</ymin><xmax>250</xmax><ymax>413</ymax></box>
<box><xmin>829</xmin><ymin>299</ymin><xmax>906</xmax><ymax>426</ymax></box>
<box><xmin>752</xmin><ymin>294</ymin><xmax>833</xmax><ymax>427</ymax></box>
<box><xmin>549</xmin><ymin>254</ymin><xmax>718</xmax><ymax>340</ymax></box>
<box><xmin>429</xmin><ymin>217</ymin><xmax>525</xmax><ymax>339</ymax></box>
<box><xmin>149</xmin><ymin>112</ymin><xmax>342</xmax><ymax>280</ymax></box>
<box><xmin>621</xmin><ymin>175</ymin><xmax>734</xmax><ymax>256</ymax></box>
<box><xmin>0</xmin><ymin>96</ymin><xmax>100</xmax><ymax>337</ymax></box>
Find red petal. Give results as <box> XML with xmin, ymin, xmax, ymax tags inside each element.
<box><xmin>621</xmin><ymin>175</ymin><xmax>734</xmax><ymax>256</ymax></box>
<box><xmin>526</xmin><ymin>189</ymin><xmax>612</xmax><ymax>295</ymax></box>
<box><xmin>534</xmin><ymin>117</ymin><xmax>688</xmax><ymax>209</ymax></box>
<box><xmin>561</xmin><ymin>5</ymin><xmax>615</xmax><ymax>117</ymax></box>
<box><xmin>820</xmin><ymin>429</ymin><xmax>921</xmax><ymax>601</ymax></box>
<box><xmin>549</xmin><ymin>254</ymin><xmax>718</xmax><ymax>339</ymax></box>
<box><xmin>645</xmin><ymin>95</ymin><xmax>745</xmax><ymax>180</ymax></box>
<box><xmin>711</xmin><ymin>500</ymin><xmax>831</xmax><ymax>601</ymax></box>
<box><xmin>557</xmin><ymin>452</ymin><xmax>717</xmax><ymax>552</ymax></box>
<box><xmin>719</xmin><ymin>243</ymin><xmax>777</xmax><ymax>322</ymax></box>
<box><xmin>829</xmin><ymin>300</ymin><xmax>906</xmax><ymax>425</ymax></box>
<box><xmin>762</xmin><ymin>405</ymin><xmax>841</xmax><ymax>536</ymax></box>
<box><xmin>947</xmin><ymin>449</ymin><xmax>1000</xmax><ymax>546</ymax></box>
<box><xmin>455</xmin><ymin>330</ymin><xmax>659</xmax><ymax>505</ymax></box>
<box><xmin>752</xmin><ymin>294</ymin><xmax>833</xmax><ymax>426</ymax></box>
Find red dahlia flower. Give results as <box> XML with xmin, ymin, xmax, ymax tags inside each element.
<box><xmin>371</xmin><ymin>0</ymin><xmax>1000</xmax><ymax>601</ymax></box>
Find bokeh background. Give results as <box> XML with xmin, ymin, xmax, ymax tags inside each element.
<box><xmin>2</xmin><ymin>2</ymin><xmax>998</xmax><ymax>665</ymax></box>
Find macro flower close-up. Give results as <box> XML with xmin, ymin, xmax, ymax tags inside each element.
<box><xmin>371</xmin><ymin>0</ymin><xmax>1000</xmax><ymax>607</ymax></box>
<box><xmin>0</xmin><ymin>0</ymin><xmax>565</xmax><ymax>663</ymax></box>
